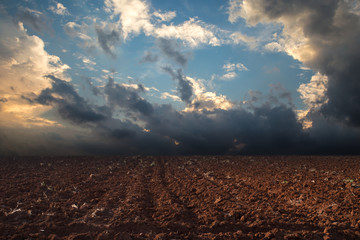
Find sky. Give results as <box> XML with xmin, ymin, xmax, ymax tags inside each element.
<box><xmin>0</xmin><ymin>0</ymin><xmax>360</xmax><ymax>156</ymax></box>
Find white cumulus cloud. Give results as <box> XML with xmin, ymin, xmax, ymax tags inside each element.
<box><xmin>105</xmin><ymin>0</ymin><xmax>153</xmax><ymax>39</ymax></box>
<box><xmin>154</xmin><ymin>18</ymin><xmax>220</xmax><ymax>47</ymax></box>
<box><xmin>49</xmin><ymin>2</ymin><xmax>69</xmax><ymax>15</ymax></box>
<box><xmin>0</xmin><ymin>16</ymin><xmax>69</xmax><ymax>127</ymax></box>
<box><xmin>104</xmin><ymin>0</ymin><xmax>254</xmax><ymax>48</ymax></box>
<box><xmin>220</xmin><ymin>72</ymin><xmax>238</xmax><ymax>80</ymax></box>
<box><xmin>184</xmin><ymin>76</ymin><xmax>233</xmax><ymax>112</ymax></box>
<box><xmin>160</xmin><ymin>92</ymin><xmax>182</xmax><ymax>102</ymax></box>
<box><xmin>298</xmin><ymin>72</ymin><xmax>328</xmax><ymax>111</ymax></box>
<box><xmin>236</xmin><ymin>63</ymin><xmax>248</xmax><ymax>72</ymax></box>
<box><xmin>153</xmin><ymin>10</ymin><xmax>176</xmax><ymax>22</ymax></box>
<box><xmin>220</xmin><ymin>62</ymin><xmax>248</xmax><ymax>80</ymax></box>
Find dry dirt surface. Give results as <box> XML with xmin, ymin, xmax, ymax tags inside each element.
<box><xmin>1</xmin><ymin>156</ymin><xmax>360</xmax><ymax>240</ymax></box>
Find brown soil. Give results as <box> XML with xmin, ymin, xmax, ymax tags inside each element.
<box><xmin>1</xmin><ymin>156</ymin><xmax>360</xmax><ymax>239</ymax></box>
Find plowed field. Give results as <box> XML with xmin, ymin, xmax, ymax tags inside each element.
<box><xmin>1</xmin><ymin>156</ymin><xmax>360</xmax><ymax>239</ymax></box>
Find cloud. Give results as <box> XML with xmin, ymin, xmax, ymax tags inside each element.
<box><xmin>184</xmin><ymin>91</ymin><xmax>233</xmax><ymax>112</ymax></box>
<box><xmin>63</xmin><ymin>21</ymin><xmax>96</xmax><ymax>50</ymax></box>
<box><xmin>223</xmin><ymin>62</ymin><xmax>248</xmax><ymax>73</ymax></box>
<box><xmin>220</xmin><ymin>72</ymin><xmax>238</xmax><ymax>80</ymax></box>
<box><xmin>228</xmin><ymin>0</ymin><xmax>243</xmax><ymax>23</ymax></box>
<box><xmin>160</xmin><ymin>92</ymin><xmax>182</xmax><ymax>102</ymax></box>
<box><xmin>264</xmin><ymin>41</ymin><xmax>284</xmax><ymax>52</ymax></box>
<box><xmin>223</xmin><ymin>63</ymin><xmax>236</xmax><ymax>72</ymax></box>
<box><xmin>229</xmin><ymin>0</ymin><xmax>360</xmax><ymax>126</ymax></box>
<box><xmin>77</xmin><ymin>55</ymin><xmax>97</xmax><ymax>71</ymax></box>
<box><xmin>175</xmin><ymin>75</ymin><xmax>234</xmax><ymax>112</ymax></box>
<box><xmin>110</xmin><ymin>128</ymin><xmax>136</xmax><ymax>139</ymax></box>
<box><xmin>154</xmin><ymin>18</ymin><xmax>221</xmax><ymax>47</ymax></box>
<box><xmin>140</xmin><ymin>51</ymin><xmax>159</xmax><ymax>63</ymax></box>
<box><xmin>104</xmin><ymin>77</ymin><xmax>154</xmax><ymax>116</ymax></box>
<box><xmin>84</xmin><ymin>77</ymin><xmax>101</xmax><ymax>96</ymax></box>
<box><xmin>157</xmin><ymin>38</ymin><xmax>188</xmax><ymax>66</ymax></box>
<box><xmin>117</xmin><ymin>83</ymin><xmax>158</xmax><ymax>92</ymax></box>
<box><xmin>105</xmin><ymin>0</ymin><xmax>254</xmax><ymax>48</ymax></box>
<box><xmin>4</xmin><ymin>0</ymin><xmax>360</xmax><ymax>156</ymax></box>
<box><xmin>0</xmin><ymin>126</ymin><xmax>79</xmax><ymax>156</ymax></box>
<box><xmin>64</xmin><ymin>22</ymin><xmax>91</xmax><ymax>40</ymax></box>
<box><xmin>0</xmin><ymin>21</ymin><xmax>65</xmax><ymax>95</ymax></box>
<box><xmin>3</xmin><ymin>72</ymin><xmax>360</xmax><ymax>155</ymax></box>
<box><xmin>80</xmin><ymin>56</ymin><xmax>96</xmax><ymax>65</ymax></box>
<box><xmin>105</xmin><ymin>0</ymin><xmax>153</xmax><ymax>39</ymax></box>
<box><xmin>0</xmin><ymin>14</ymin><xmax>69</xmax><ymax>127</ymax></box>
<box><xmin>236</xmin><ymin>63</ymin><xmax>249</xmax><ymax>72</ymax></box>
<box><xmin>49</xmin><ymin>2</ymin><xmax>70</xmax><ymax>15</ymax></box>
<box><xmin>95</xmin><ymin>25</ymin><xmax>121</xmax><ymax>58</ymax></box>
<box><xmin>16</xmin><ymin>7</ymin><xmax>52</xmax><ymax>34</ymax></box>
<box><xmin>153</xmin><ymin>10</ymin><xmax>176</xmax><ymax>22</ymax></box>
<box><xmin>7</xmin><ymin>75</ymin><xmax>174</xmax><ymax>156</ymax></box>
<box><xmin>158</xmin><ymin>70</ymin><xmax>234</xmax><ymax>112</ymax></box>
<box><xmin>220</xmin><ymin>62</ymin><xmax>248</xmax><ymax>80</ymax></box>
<box><xmin>229</xmin><ymin>32</ymin><xmax>258</xmax><ymax>49</ymax></box>
<box><xmin>162</xmin><ymin>66</ymin><xmax>193</xmax><ymax>104</ymax></box>
<box><xmin>36</xmin><ymin>75</ymin><xmax>109</xmax><ymax>124</ymax></box>
<box><xmin>120</xmin><ymin>83</ymin><xmax>146</xmax><ymax>91</ymax></box>
<box><xmin>143</xmin><ymin>99</ymin><xmax>306</xmax><ymax>155</ymax></box>
<box><xmin>298</xmin><ymin>72</ymin><xmax>328</xmax><ymax>119</ymax></box>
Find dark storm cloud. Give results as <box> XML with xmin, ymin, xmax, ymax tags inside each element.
<box><xmin>47</xmin><ymin>132</ymin><xmax>63</xmax><ymax>141</ymax></box>
<box><xmin>95</xmin><ymin>26</ymin><xmax>120</xmax><ymax>58</ymax></box>
<box><xmin>302</xmin><ymin>0</ymin><xmax>360</xmax><ymax>126</ymax></box>
<box><xmin>242</xmin><ymin>0</ymin><xmax>360</xmax><ymax>126</ymax></box>
<box><xmin>139</xmin><ymin>98</ymin><xmax>308</xmax><ymax>155</ymax></box>
<box><xmin>110</xmin><ymin>128</ymin><xmax>136</xmax><ymax>139</ymax></box>
<box><xmin>32</xmin><ymin>75</ymin><xmax>314</xmax><ymax>155</ymax></box>
<box><xmin>143</xmin><ymin>98</ymin><xmax>360</xmax><ymax>155</ymax></box>
<box><xmin>104</xmin><ymin>77</ymin><xmax>154</xmax><ymax>116</ymax></box>
<box><xmin>16</xmin><ymin>8</ymin><xmax>52</xmax><ymax>34</ymax></box>
<box><xmin>4</xmin><ymin>73</ymin><xmax>360</xmax><ymax>155</ymax></box>
<box><xmin>157</xmin><ymin>38</ymin><xmax>188</xmax><ymax>66</ymax></box>
<box><xmin>140</xmin><ymin>51</ymin><xmax>159</xmax><ymax>63</ymax></box>
<box><xmin>322</xmin><ymin>60</ymin><xmax>360</xmax><ymax>126</ymax></box>
<box><xmin>36</xmin><ymin>75</ymin><xmax>109</xmax><ymax>124</ymax></box>
<box><xmin>253</xmin><ymin>0</ymin><xmax>338</xmax><ymax>20</ymax></box>
<box><xmin>304</xmin><ymin>112</ymin><xmax>360</xmax><ymax>154</ymax></box>
<box><xmin>162</xmin><ymin>66</ymin><xmax>193</xmax><ymax>104</ymax></box>
<box><xmin>268</xmin><ymin>83</ymin><xmax>294</xmax><ymax>108</ymax></box>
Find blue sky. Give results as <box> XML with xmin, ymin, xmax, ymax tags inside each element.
<box><xmin>7</xmin><ymin>0</ymin><xmax>311</xmax><ymax>106</ymax></box>
<box><xmin>1</xmin><ymin>0</ymin><xmax>360</xmax><ymax>155</ymax></box>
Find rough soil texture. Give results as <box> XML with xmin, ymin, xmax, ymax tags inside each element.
<box><xmin>1</xmin><ymin>156</ymin><xmax>360</xmax><ymax>240</ymax></box>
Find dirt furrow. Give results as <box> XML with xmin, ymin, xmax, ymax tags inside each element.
<box><xmin>1</xmin><ymin>156</ymin><xmax>360</xmax><ymax>239</ymax></box>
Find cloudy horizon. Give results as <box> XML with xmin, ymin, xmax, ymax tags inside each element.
<box><xmin>0</xmin><ymin>0</ymin><xmax>360</xmax><ymax>156</ymax></box>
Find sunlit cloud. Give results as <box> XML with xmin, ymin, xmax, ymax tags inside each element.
<box><xmin>1</xmin><ymin>0</ymin><xmax>360</xmax><ymax>155</ymax></box>
<box><xmin>49</xmin><ymin>2</ymin><xmax>70</xmax><ymax>16</ymax></box>
<box><xmin>229</xmin><ymin>0</ymin><xmax>360</xmax><ymax>127</ymax></box>
<box><xmin>160</xmin><ymin>92</ymin><xmax>182</xmax><ymax>102</ymax></box>
<box><xmin>104</xmin><ymin>0</ymin><xmax>254</xmax><ymax>48</ymax></box>
<box><xmin>0</xmin><ymin>14</ymin><xmax>69</xmax><ymax>127</ymax></box>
